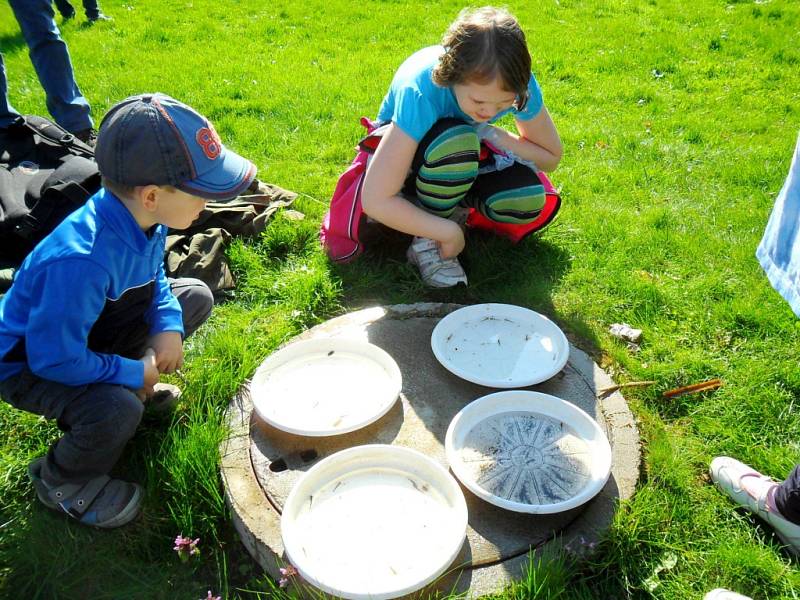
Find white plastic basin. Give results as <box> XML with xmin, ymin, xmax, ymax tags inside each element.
<box><xmin>250</xmin><ymin>338</ymin><xmax>402</xmax><ymax>436</ymax></box>
<box><xmin>445</xmin><ymin>390</ymin><xmax>612</xmax><ymax>514</ymax></box>
<box><xmin>431</xmin><ymin>304</ymin><xmax>569</xmax><ymax>388</ymax></box>
<box><xmin>281</xmin><ymin>445</ymin><xmax>468</xmax><ymax>599</ymax></box>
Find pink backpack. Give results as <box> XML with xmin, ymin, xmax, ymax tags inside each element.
<box><xmin>320</xmin><ymin>119</ymin><xmax>561</xmax><ymax>261</ymax></box>
<box><xmin>319</xmin><ymin>118</ymin><xmax>383</xmax><ymax>262</ymax></box>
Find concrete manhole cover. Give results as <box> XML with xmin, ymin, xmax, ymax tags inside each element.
<box><xmin>220</xmin><ymin>303</ymin><xmax>640</xmax><ymax>597</ymax></box>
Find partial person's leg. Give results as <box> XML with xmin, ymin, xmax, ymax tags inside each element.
<box><xmin>774</xmin><ymin>465</ymin><xmax>800</xmax><ymax>525</ymax></box>
<box><xmin>52</xmin><ymin>0</ymin><xmax>76</xmax><ymax>18</ymax></box>
<box><xmin>0</xmin><ymin>371</ymin><xmax>144</xmax><ymax>485</ymax></box>
<box><xmin>404</xmin><ymin>118</ymin><xmax>480</xmax><ymax>218</ymax></box>
<box><xmin>0</xmin><ymin>370</ymin><xmax>144</xmax><ymax>527</ymax></box>
<box><xmin>402</xmin><ymin>119</ymin><xmax>478</xmax><ymax>287</ymax></box>
<box><xmin>469</xmin><ymin>161</ymin><xmax>547</xmax><ymax>224</ymax></box>
<box><xmin>81</xmin><ymin>0</ymin><xmax>107</xmax><ymax>21</ymax></box>
<box><xmin>0</xmin><ymin>54</ymin><xmax>21</xmax><ymax>129</ymax></box>
<box><xmin>466</xmin><ymin>160</ymin><xmax>561</xmax><ymax>243</ymax></box>
<box><xmin>7</xmin><ymin>0</ymin><xmax>92</xmax><ymax>133</ymax></box>
<box><xmin>710</xmin><ymin>457</ymin><xmax>800</xmax><ymax>555</ymax></box>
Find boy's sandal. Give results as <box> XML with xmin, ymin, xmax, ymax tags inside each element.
<box><xmin>28</xmin><ymin>458</ymin><xmax>143</xmax><ymax>529</ymax></box>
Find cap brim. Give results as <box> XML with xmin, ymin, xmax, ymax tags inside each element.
<box><xmin>177</xmin><ymin>147</ymin><xmax>257</xmax><ymax>201</ymax></box>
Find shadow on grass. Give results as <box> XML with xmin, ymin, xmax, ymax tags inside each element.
<box><xmin>0</xmin><ymin>31</ymin><xmax>27</xmax><ymax>56</ymax></box>
<box><xmin>0</xmin><ymin>503</ymin><xmax>181</xmax><ymax>598</ymax></box>
<box><xmin>331</xmin><ymin>221</ymin><xmax>602</xmax><ymax>357</ymax></box>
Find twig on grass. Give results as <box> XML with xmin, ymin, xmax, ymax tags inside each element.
<box><xmin>662</xmin><ymin>378</ymin><xmax>723</xmax><ymax>399</ymax></box>
<box><xmin>598</xmin><ymin>380</ymin><xmax>656</xmax><ymax>397</ymax></box>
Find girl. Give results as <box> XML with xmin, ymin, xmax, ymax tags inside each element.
<box><xmin>361</xmin><ymin>6</ymin><xmax>562</xmax><ymax>287</ymax></box>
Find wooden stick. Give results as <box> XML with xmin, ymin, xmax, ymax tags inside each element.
<box><xmin>662</xmin><ymin>378</ymin><xmax>723</xmax><ymax>399</ymax></box>
<box><xmin>598</xmin><ymin>380</ymin><xmax>656</xmax><ymax>396</ymax></box>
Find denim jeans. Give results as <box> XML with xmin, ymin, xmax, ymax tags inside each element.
<box><xmin>3</xmin><ymin>0</ymin><xmax>92</xmax><ymax>132</ymax></box>
<box><xmin>0</xmin><ymin>278</ymin><xmax>213</xmax><ymax>486</ymax></box>
<box><xmin>775</xmin><ymin>465</ymin><xmax>800</xmax><ymax>525</ymax></box>
<box><xmin>0</xmin><ymin>54</ymin><xmax>16</xmax><ymax>129</ymax></box>
<box><xmin>52</xmin><ymin>0</ymin><xmax>103</xmax><ymax>21</ymax></box>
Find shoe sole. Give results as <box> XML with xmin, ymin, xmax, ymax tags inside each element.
<box><xmin>92</xmin><ymin>484</ymin><xmax>143</xmax><ymax>529</ymax></box>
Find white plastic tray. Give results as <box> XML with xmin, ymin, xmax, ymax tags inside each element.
<box><xmin>445</xmin><ymin>390</ymin><xmax>612</xmax><ymax>514</ymax></box>
<box><xmin>250</xmin><ymin>338</ymin><xmax>402</xmax><ymax>436</ymax></box>
<box><xmin>430</xmin><ymin>304</ymin><xmax>569</xmax><ymax>388</ymax></box>
<box><xmin>281</xmin><ymin>445</ymin><xmax>468</xmax><ymax>599</ymax></box>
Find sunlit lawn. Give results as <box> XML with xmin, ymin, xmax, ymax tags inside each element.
<box><xmin>1</xmin><ymin>0</ymin><xmax>799</xmax><ymax>597</ymax></box>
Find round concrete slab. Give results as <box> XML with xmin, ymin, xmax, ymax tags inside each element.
<box><xmin>221</xmin><ymin>303</ymin><xmax>640</xmax><ymax>597</ymax></box>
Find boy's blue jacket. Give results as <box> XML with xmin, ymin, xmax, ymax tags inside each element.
<box><xmin>0</xmin><ymin>188</ymin><xmax>184</xmax><ymax>389</ymax></box>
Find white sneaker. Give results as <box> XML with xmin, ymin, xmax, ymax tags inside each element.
<box><xmin>710</xmin><ymin>456</ymin><xmax>800</xmax><ymax>556</ymax></box>
<box><xmin>704</xmin><ymin>590</ymin><xmax>752</xmax><ymax>600</ymax></box>
<box><xmin>406</xmin><ymin>236</ymin><xmax>467</xmax><ymax>288</ymax></box>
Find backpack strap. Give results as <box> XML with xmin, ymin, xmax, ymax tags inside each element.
<box><xmin>357</xmin><ymin>119</ymin><xmax>391</xmax><ymax>154</ymax></box>
<box><xmin>21</xmin><ymin>115</ymin><xmax>95</xmax><ymax>158</ymax></box>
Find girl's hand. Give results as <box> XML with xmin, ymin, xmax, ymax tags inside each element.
<box><xmin>437</xmin><ymin>221</ymin><xmax>465</xmax><ymax>259</ymax></box>
<box><xmin>475</xmin><ymin>123</ymin><xmax>507</xmax><ymax>148</ymax></box>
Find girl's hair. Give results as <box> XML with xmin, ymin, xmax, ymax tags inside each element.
<box><xmin>432</xmin><ymin>6</ymin><xmax>531</xmax><ymax>111</ymax></box>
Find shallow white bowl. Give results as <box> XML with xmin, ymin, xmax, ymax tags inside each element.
<box><xmin>281</xmin><ymin>445</ymin><xmax>468</xmax><ymax>599</ymax></box>
<box><xmin>430</xmin><ymin>304</ymin><xmax>569</xmax><ymax>388</ymax></box>
<box><xmin>250</xmin><ymin>338</ymin><xmax>401</xmax><ymax>436</ymax></box>
<box><xmin>445</xmin><ymin>390</ymin><xmax>612</xmax><ymax>514</ymax></box>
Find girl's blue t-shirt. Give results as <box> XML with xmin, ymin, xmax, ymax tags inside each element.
<box><xmin>376</xmin><ymin>45</ymin><xmax>544</xmax><ymax>142</ymax></box>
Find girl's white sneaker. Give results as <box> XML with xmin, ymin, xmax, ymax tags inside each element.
<box><xmin>406</xmin><ymin>236</ymin><xmax>467</xmax><ymax>288</ymax></box>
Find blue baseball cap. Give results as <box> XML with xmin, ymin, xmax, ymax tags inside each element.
<box><xmin>95</xmin><ymin>93</ymin><xmax>257</xmax><ymax>200</ymax></box>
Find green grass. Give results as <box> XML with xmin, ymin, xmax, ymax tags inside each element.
<box><xmin>2</xmin><ymin>0</ymin><xmax>800</xmax><ymax>597</ymax></box>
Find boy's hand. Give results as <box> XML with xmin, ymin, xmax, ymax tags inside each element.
<box><xmin>140</xmin><ymin>348</ymin><xmax>160</xmax><ymax>397</ymax></box>
<box><xmin>438</xmin><ymin>221</ymin><xmax>465</xmax><ymax>259</ymax></box>
<box><xmin>149</xmin><ymin>331</ymin><xmax>184</xmax><ymax>373</ymax></box>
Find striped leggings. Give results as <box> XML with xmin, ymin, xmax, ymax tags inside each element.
<box><xmin>402</xmin><ymin>118</ymin><xmax>547</xmax><ymax>224</ymax></box>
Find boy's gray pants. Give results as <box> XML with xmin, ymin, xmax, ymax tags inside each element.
<box><xmin>0</xmin><ymin>278</ymin><xmax>213</xmax><ymax>487</ymax></box>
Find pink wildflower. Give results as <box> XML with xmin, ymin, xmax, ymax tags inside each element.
<box><xmin>279</xmin><ymin>564</ymin><xmax>298</xmax><ymax>588</ymax></box>
<box><xmin>174</xmin><ymin>534</ymin><xmax>200</xmax><ymax>562</ymax></box>
<box><xmin>202</xmin><ymin>591</ymin><xmax>221</xmax><ymax>600</ymax></box>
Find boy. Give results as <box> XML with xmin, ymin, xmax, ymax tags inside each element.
<box><xmin>0</xmin><ymin>93</ymin><xmax>256</xmax><ymax>528</ymax></box>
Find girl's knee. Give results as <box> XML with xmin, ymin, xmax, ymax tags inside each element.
<box><xmin>472</xmin><ymin>163</ymin><xmax>546</xmax><ymax>223</ymax></box>
<box><xmin>421</xmin><ymin>120</ymin><xmax>480</xmax><ymax>166</ymax></box>
<box><xmin>413</xmin><ymin>121</ymin><xmax>480</xmax><ymax>214</ymax></box>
